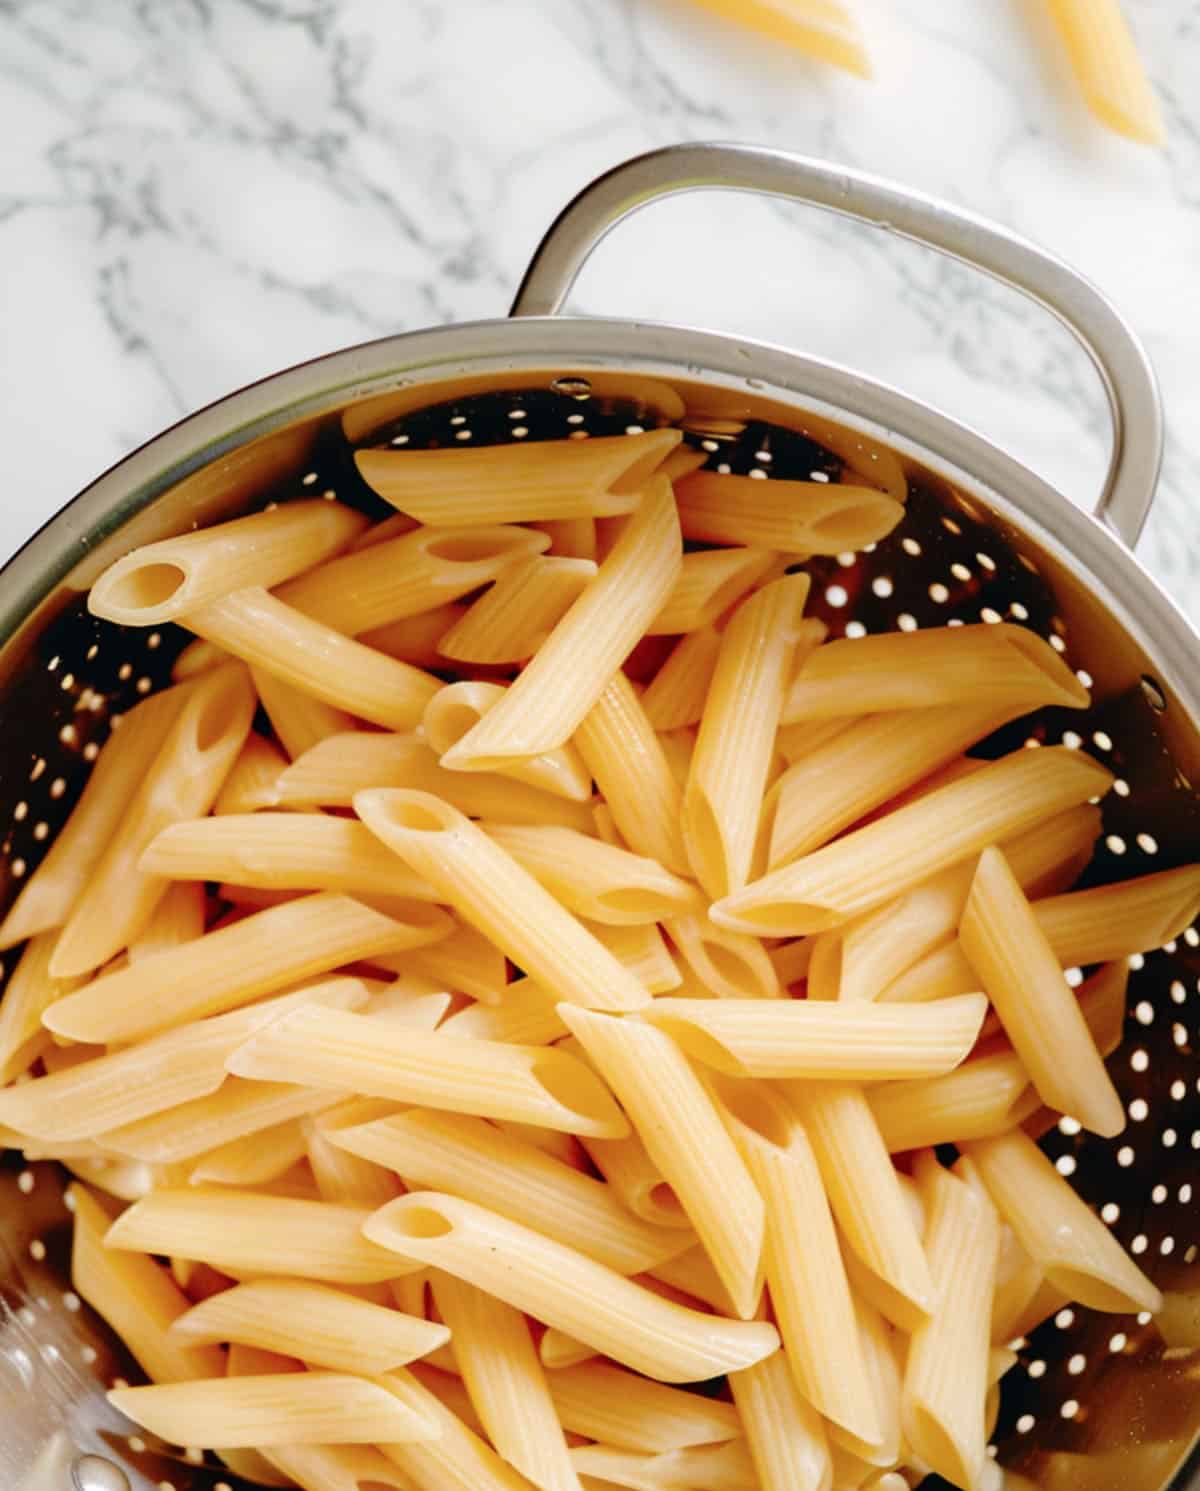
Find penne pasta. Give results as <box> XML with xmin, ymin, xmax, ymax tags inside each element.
<box><xmin>227</xmin><ymin>1003</ymin><xmax>629</xmax><ymax>1138</ymax></box>
<box><xmin>965</xmin><ymin>1129</ymin><xmax>1160</xmax><ymax>1313</ymax></box>
<box><xmin>578</xmin><ymin>1124</ymin><xmax>690</xmax><ymax>1231</ymax></box>
<box><xmin>441</xmin><ymin>480</ymin><xmax>681</xmax><ymax>767</ymax></box>
<box><xmin>380</xmin><ymin>922</ymin><xmax>509</xmax><ymax>1002</ymax></box>
<box><xmin>766</xmin><ymin>937</ymin><xmax>813</xmax><ymax>989</ymax></box>
<box><xmin>782</xmin><ymin>621</ymin><xmax>1088</xmax><ymax>722</ymax></box>
<box><xmin>50</xmin><ymin>665</ymin><xmax>256</xmax><ymax>977</ymax></box>
<box><xmin>643</xmin><ymin>1243</ymin><xmax>735</xmax><ymax>1315</ymax></box>
<box><xmin>356</xmin><ymin>429</ymin><xmax>681</xmax><ymax>524</ymax></box>
<box><xmin>273</xmin><ymin>522</ymin><xmax>548</xmax><ymax>634</ymax></box>
<box><xmin>141</xmin><ymin>813</ymin><xmax>437</xmax><ymax>900</ymax></box>
<box><xmin>127</xmin><ymin>878</ymin><xmax>205</xmax><ymax>964</ymax></box>
<box><xmin>213</xmin><ymin>731</ymin><xmax>289</xmax><ymax>814</ymax></box>
<box><xmin>439</xmin><ymin>979</ymin><xmax>568</xmax><ymax>1045</ymax></box>
<box><xmin>258</xmin><ymin>1443</ymin><xmax>414</xmax><ymax>1491</ymax></box>
<box><xmin>189</xmin><ymin>1117</ymin><xmax>310</xmax><ymax>1187</ymax></box>
<box><xmin>546</xmin><ymin>1361</ymin><xmax>742</xmax><ymax>1453</ymax></box>
<box><xmin>439</xmin><ymin>554</ymin><xmax>598</xmax><ymax>664</ymax></box>
<box><xmin>647</xmin><ymin>547</ymin><xmax>778</xmax><ymax>634</ymax></box>
<box><xmin>714</xmin><ymin>1078</ymin><xmax>880</xmax><ymax>1445</ymax></box>
<box><xmin>305</xmin><ymin>1119</ymin><xmax>400</xmax><ymax>1208</ymax></box>
<box><xmin>0</xmin><ymin>684</ymin><xmax>190</xmax><ymax>950</ymax></box>
<box><xmin>364</xmin><ymin>1192</ymin><xmax>780</xmax><ymax>1382</ymax></box>
<box><xmin>868</xmin><ymin>1050</ymin><xmax>1033</xmax><ymax>1154</ymax></box>
<box><xmin>665</xmin><ymin>913</ymin><xmax>781</xmax><ymax>999</ymax></box>
<box><xmin>675</xmin><ymin>470</ymin><xmax>902</xmax><ymax>554</ymax></box>
<box><xmin>483</xmin><ymin>823</ymin><xmax>701</xmax><ymax>924</ymax></box>
<box><xmin>574</xmin><ymin>669</ymin><xmax>691</xmax><ymax>875</ymax></box>
<box><xmin>775</xmin><ymin>714</ymin><xmax>858</xmax><ymax>765</ymax></box>
<box><xmin>89</xmin><ymin>499</ymin><xmax>369</xmax><ymax>625</ymax></box>
<box><xmin>0</xmin><ymin>931</ymin><xmax>80</xmax><ymax>1085</ymax></box>
<box><xmin>731</xmin><ymin>1344</ymin><xmax>832</xmax><ymax>1491</ymax></box>
<box><xmin>170</xmin><ymin>1278</ymin><xmax>449</xmax><ymax>1373</ymax></box>
<box><xmin>558</xmin><ymin>1007</ymin><xmax>764</xmax><ymax>1320</ymax></box>
<box><xmin>683</xmin><ymin>574</ymin><xmax>810</xmax><ymax>897</ymax></box>
<box><xmin>327</xmin><ymin>1108</ymin><xmax>688</xmax><ymax>1275</ymax></box>
<box><xmin>536</xmin><ymin>515</ymin><xmax>598</xmax><ymax>559</ymax></box>
<box><xmin>1030</xmin><ymin>863</ymin><xmax>1200</xmax><ymax>968</ymax></box>
<box><xmin>959</xmin><ymin>846</ymin><xmax>1124</xmax><ymax>1137</ymax></box>
<box><xmin>569</xmin><ymin>1440</ymin><xmax>758</xmax><ymax>1491</ymax></box>
<box><xmin>103</xmin><ymin>1080</ymin><xmax>344</xmax><ymax>1165</ymax></box>
<box><xmin>713</xmin><ymin>746</ymin><xmax>1113</xmax><ymax>935</ymax></box>
<box><xmin>539</xmin><ymin>1330</ymin><xmax>598</xmax><ymax>1370</ymax></box>
<box><xmin>833</xmin><ymin>1296</ymin><xmax>902</xmax><ymax>1468</ymax></box>
<box><xmin>185</xmin><ymin>588</ymin><xmax>440</xmax><ymax>732</ymax></box>
<box><xmin>274</xmin><ymin>731</ymin><xmax>594</xmax><ymax>831</ymax></box>
<box><xmin>69</xmin><ymin>1182</ymin><xmax>226</xmax><ymax>1384</ymax></box>
<box><xmin>360</xmin><ymin>601</ymin><xmax>467</xmax><ymax>668</ymax></box>
<box><xmin>587</xmin><ymin>920</ymin><xmax>682</xmax><ymax>994</ymax></box>
<box><xmin>1046</xmin><ymin>0</ymin><xmax>1165</xmax><ymax>144</ymax></box>
<box><xmin>767</xmin><ymin>705</ymin><xmax>1011</xmax><ymax>868</ymax></box>
<box><xmin>425</xmin><ymin>681</ymin><xmax>593</xmax><ymax>801</ymax></box>
<box><xmin>251</xmin><ymin>667</ymin><xmax>356</xmax><ymax>759</ymax></box>
<box><xmin>105</xmin><ymin>1186</ymin><xmax>420</xmax><ymax>1283</ymax></box>
<box><xmin>107</xmin><ymin>1372</ymin><xmax>439</xmax><ymax>1448</ymax></box>
<box><xmin>901</xmin><ymin>1153</ymin><xmax>999</xmax><ymax>1491</ymax></box>
<box><xmin>643</xmin><ymin>992</ymin><xmax>987</xmax><ymax>1080</ymax></box>
<box><xmin>786</xmin><ymin>1082</ymin><xmax>933</xmax><ymax>1324</ymax></box>
<box><xmin>640</xmin><ymin>625</ymin><xmax>721</xmax><ymax>730</ymax></box>
<box><xmin>354</xmin><ymin>790</ymin><xmax>650</xmax><ymax>1011</ymax></box>
<box><xmin>44</xmin><ymin>893</ymin><xmax>437</xmax><ymax>1043</ymax></box>
<box><xmin>432</xmin><ymin>1273</ymin><xmax>581</xmax><ymax>1491</ymax></box>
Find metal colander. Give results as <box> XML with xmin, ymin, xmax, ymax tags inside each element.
<box><xmin>1</xmin><ymin>143</ymin><xmax>1198</xmax><ymax>1491</ymax></box>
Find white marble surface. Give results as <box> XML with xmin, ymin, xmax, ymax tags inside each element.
<box><xmin>1</xmin><ymin>0</ymin><xmax>1198</xmax><ymax>618</ymax></box>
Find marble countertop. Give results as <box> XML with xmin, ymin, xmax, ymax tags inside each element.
<box><xmin>2</xmin><ymin>0</ymin><xmax>1198</xmax><ymax>620</ymax></box>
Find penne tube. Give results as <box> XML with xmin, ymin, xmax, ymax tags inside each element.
<box><xmin>185</xmin><ymin>588</ymin><xmax>440</xmax><ymax>732</ymax></box>
<box><xmin>142</xmin><ymin>813</ymin><xmax>437</xmax><ymax>899</ymax></box>
<box><xmin>642</xmin><ymin>1243</ymin><xmax>735</xmax><ymax>1314</ymax></box>
<box><xmin>731</xmin><ymin>1345</ymin><xmax>832</xmax><ymax>1491</ymax></box>
<box><xmin>643</xmin><ymin>992</ymin><xmax>986</xmax><ymax>1080</ymax></box>
<box><xmin>0</xmin><ymin>931</ymin><xmax>81</xmax><ymax>1085</ymax></box>
<box><xmin>655</xmin><ymin>443</ymin><xmax>709</xmax><ymax>483</ymax></box>
<box><xmin>364</xmin><ymin>1192</ymin><xmax>780</xmax><ymax>1382</ymax></box>
<box><xmin>868</xmin><ymin>1050</ymin><xmax>1033</xmax><ymax>1154</ymax></box>
<box><xmin>259</xmin><ymin>1444</ymin><xmax>415</xmax><ymax>1491</ymax></box>
<box><xmin>832</xmin><ymin>1296</ymin><xmax>902</xmax><ymax>1468</ymax></box>
<box><xmin>431</xmin><ymin>1273</ymin><xmax>580</xmax><ymax>1491</ymax></box>
<box><xmin>1046</xmin><ymin>0</ymin><xmax>1166</xmax><ymax>145</ymax></box>
<box><xmin>103</xmin><ymin>1080</ymin><xmax>344</xmax><ymax>1164</ymax></box>
<box><xmin>675</xmin><ymin>470</ymin><xmax>902</xmax><ymax>554</ymax></box>
<box><xmin>440</xmin><ymin>979</ymin><xmax>568</xmax><ymax>1045</ymax></box>
<box><xmin>0</xmin><ymin>684</ymin><xmax>191</xmax><ymax>950</ymax></box>
<box><xmin>965</xmin><ymin>1129</ymin><xmax>1161</xmax><ymax>1313</ymax></box>
<box><xmin>767</xmin><ymin>937</ymin><xmax>813</xmax><ymax>989</ymax></box>
<box><xmin>574</xmin><ymin>669</ymin><xmax>690</xmax><ymax>875</ymax></box>
<box><xmin>354</xmin><ymin>790</ymin><xmax>650</xmax><ymax>1011</ymax></box>
<box><xmin>171</xmin><ymin>635</ymin><xmax>226</xmax><ymax>679</ymax></box>
<box><xmin>578</xmin><ymin>1126</ymin><xmax>690</xmax><ymax>1230</ymax></box>
<box><xmin>105</xmin><ymin>1186</ymin><xmax>420</xmax><ymax>1283</ymax></box>
<box><xmin>356</xmin><ymin>429</ymin><xmax>681</xmax><ymax>524</ymax></box>
<box><xmin>227</xmin><ymin>1003</ymin><xmax>629</xmax><ymax>1138</ymax></box>
<box><xmin>360</xmin><ymin>601</ymin><xmax>467</xmax><ymax>668</ymax></box>
<box><xmin>786</xmin><ymin>1082</ymin><xmax>933</xmax><ymax>1322</ymax></box>
<box><xmin>640</xmin><ymin>626</ymin><xmax>721</xmax><ymax>730</ymax></box>
<box><xmin>251</xmin><ymin>667</ymin><xmax>356</xmax><ymax>759</ymax></box>
<box><xmin>213</xmin><ymin>731</ymin><xmax>289</xmax><ymax>814</ymax></box>
<box><xmin>494</xmin><ymin>1121</ymin><xmax>589</xmax><ymax>1173</ymax></box>
<box><xmin>1030</xmin><ymin>864</ymin><xmax>1200</xmax><ymax>967</ymax></box>
<box><xmin>272</xmin><ymin>522</ymin><xmax>548</xmax><ymax>634</ymax></box>
<box><xmin>664</xmin><ymin>913</ymin><xmax>779</xmax><ymax>1000</ymax></box>
<box><xmin>439</xmin><ymin>555</ymin><xmax>599</xmax><ymax>664</ymax></box>
<box><xmin>959</xmin><ymin>847</ymin><xmax>1124</xmax><ymax>1137</ymax></box>
<box><xmin>539</xmin><ymin>1331</ymin><xmax>597</xmax><ymax>1369</ymax></box>
<box><xmin>767</xmin><ymin>705</ymin><xmax>1010</xmax><ymax>868</ymax></box>
<box><xmin>587</xmin><ymin>920</ymin><xmax>681</xmax><ymax>994</ymax></box>
<box><xmin>775</xmin><ymin>715</ymin><xmax>858</xmax><ymax>765</ymax></box>
<box><xmin>424</xmin><ymin>682</ymin><xmax>593</xmax><ymax>801</ymax></box>
<box><xmin>569</xmin><ymin>1441</ymin><xmax>758</xmax><ymax>1491</ymax></box>
<box><xmin>274</xmin><ymin>732</ymin><xmax>594</xmax><ymax>831</ymax></box>
<box><xmin>327</xmin><ymin>1108</ymin><xmax>687</xmax><ymax>1275</ymax></box>
<box><xmin>189</xmin><ymin>1117</ymin><xmax>310</xmax><ymax>1187</ymax></box>
<box><xmin>901</xmin><ymin>1154</ymin><xmax>998</xmax><ymax>1491</ymax></box>
<box><xmin>441</xmin><ymin>479</ymin><xmax>681</xmax><ymax>767</ymax></box>
<box><xmin>305</xmin><ymin>1120</ymin><xmax>400</xmax><ymax>1209</ymax></box>
<box><xmin>647</xmin><ymin>547</ymin><xmax>778</xmax><ymax>635</ymax></box>
<box><xmin>989</xmin><ymin>1222</ymin><xmax>1047</xmax><ymax>1348</ymax></box>
<box><xmin>683</xmin><ymin>574</ymin><xmax>810</xmax><ymax>896</ymax></box>
<box><xmin>128</xmin><ymin>878</ymin><xmax>205</xmax><ymax>963</ymax></box>
<box><xmin>170</xmin><ymin>1278</ymin><xmax>450</xmax><ymax>1373</ymax></box>
<box><xmin>89</xmin><ymin>500</ymin><xmax>368</xmax><ymax>624</ymax></box>
<box><xmin>781</xmin><ymin>622</ymin><xmax>1089</xmax><ymax>722</ymax></box>
<box><xmin>483</xmin><ymin>823</ymin><xmax>701</xmax><ymax>924</ymax></box>
<box><xmin>107</xmin><ymin>1372</ymin><xmax>439</xmax><ymax>1448</ymax></box>
<box><xmin>713</xmin><ymin>747</ymin><xmax>1113</xmax><ymax>936</ymax></box>
<box><xmin>44</xmin><ymin>892</ymin><xmax>438</xmax><ymax>1043</ymax></box>
<box><xmin>350</xmin><ymin>511</ymin><xmax>421</xmax><ymax>549</ymax></box>
<box><xmin>558</xmin><ymin>1007</ymin><xmax>764</xmax><ymax>1319</ymax></box>
<box><xmin>546</xmin><ymin>1362</ymin><xmax>742</xmax><ymax>1453</ymax></box>
<box><xmin>50</xmin><ymin>665</ymin><xmax>256</xmax><ymax>977</ymax></box>
<box><xmin>879</xmin><ymin>942</ymin><xmax>980</xmax><ymax>1005</ymax></box>
<box><xmin>536</xmin><ymin>516</ymin><xmax>598</xmax><ymax>559</ymax></box>
<box><xmin>714</xmin><ymin>1078</ymin><xmax>879</xmax><ymax>1444</ymax></box>
<box><xmin>379</xmin><ymin>922</ymin><xmax>509</xmax><ymax>1002</ymax></box>
<box><xmin>69</xmin><ymin>1182</ymin><xmax>226</xmax><ymax>1384</ymax></box>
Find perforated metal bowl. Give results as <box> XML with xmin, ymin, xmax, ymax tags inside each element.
<box><xmin>1</xmin><ymin>144</ymin><xmax>1198</xmax><ymax>1491</ymax></box>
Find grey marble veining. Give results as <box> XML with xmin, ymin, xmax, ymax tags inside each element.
<box><xmin>1</xmin><ymin>0</ymin><xmax>1197</xmax><ymax>617</ymax></box>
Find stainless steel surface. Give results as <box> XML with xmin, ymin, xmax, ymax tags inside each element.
<box><xmin>0</xmin><ymin>144</ymin><xmax>1197</xmax><ymax>1491</ymax></box>
<box><xmin>511</xmin><ymin>141</ymin><xmax>1164</xmax><ymax>552</ymax></box>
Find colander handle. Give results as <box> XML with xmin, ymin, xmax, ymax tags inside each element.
<box><xmin>511</xmin><ymin>141</ymin><xmax>1163</xmax><ymax>550</ymax></box>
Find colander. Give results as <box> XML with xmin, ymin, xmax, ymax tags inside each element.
<box><xmin>1</xmin><ymin>142</ymin><xmax>1198</xmax><ymax>1491</ymax></box>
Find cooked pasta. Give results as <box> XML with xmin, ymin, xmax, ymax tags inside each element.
<box><xmin>640</xmin><ymin>625</ymin><xmax>721</xmax><ymax>730</ymax></box>
<box><xmin>250</xmin><ymin>667</ymin><xmax>356</xmax><ymax>759</ymax></box>
<box><xmin>546</xmin><ymin>1361</ymin><xmax>741</xmax><ymax>1452</ymax></box>
<box><xmin>648</xmin><ymin>547</ymin><xmax>778</xmax><ymax>634</ymax></box>
<box><xmin>439</xmin><ymin>554</ymin><xmax>599</xmax><ymax>664</ymax></box>
<box><xmin>1046</xmin><ymin>0</ymin><xmax>1165</xmax><ymax>144</ymax></box>
<box><xmin>675</xmin><ymin>470</ymin><xmax>902</xmax><ymax>552</ymax></box>
<box><xmin>425</xmin><ymin>681</ymin><xmax>593</xmax><ymax>801</ymax></box>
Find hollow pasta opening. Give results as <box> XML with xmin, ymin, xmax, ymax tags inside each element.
<box><xmin>105</xmin><ymin>561</ymin><xmax>188</xmax><ymax>613</ymax></box>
